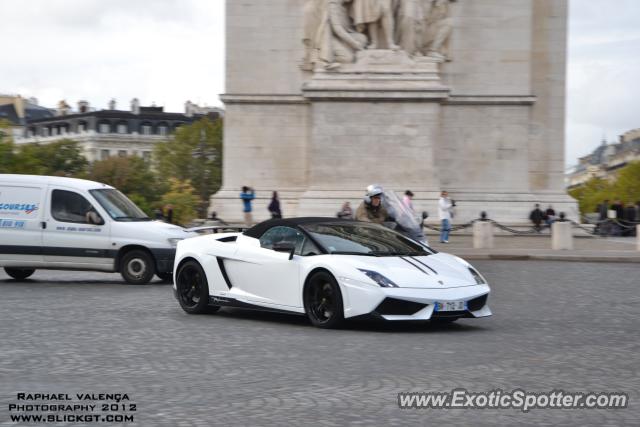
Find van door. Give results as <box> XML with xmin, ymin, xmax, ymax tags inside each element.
<box><xmin>42</xmin><ymin>187</ymin><xmax>113</xmax><ymax>271</ymax></box>
<box><xmin>0</xmin><ymin>183</ymin><xmax>45</xmax><ymax>267</ymax></box>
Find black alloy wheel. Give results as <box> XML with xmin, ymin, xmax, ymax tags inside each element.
<box><xmin>176</xmin><ymin>261</ymin><xmax>219</xmax><ymax>314</ymax></box>
<box><xmin>4</xmin><ymin>268</ymin><xmax>36</xmax><ymax>281</ymax></box>
<box><xmin>304</xmin><ymin>271</ymin><xmax>344</xmax><ymax>329</ymax></box>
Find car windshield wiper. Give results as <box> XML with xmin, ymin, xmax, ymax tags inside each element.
<box><xmin>329</xmin><ymin>251</ymin><xmax>380</xmax><ymax>256</ymax></box>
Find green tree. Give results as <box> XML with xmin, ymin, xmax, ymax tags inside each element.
<box><xmin>613</xmin><ymin>161</ymin><xmax>640</xmax><ymax>204</ymax></box>
<box><xmin>159</xmin><ymin>178</ymin><xmax>200</xmax><ymax>225</ymax></box>
<box><xmin>0</xmin><ymin>119</ymin><xmax>16</xmax><ymax>173</ymax></box>
<box><xmin>88</xmin><ymin>156</ymin><xmax>165</xmax><ymax>215</ymax></box>
<box><xmin>154</xmin><ymin>117</ymin><xmax>222</xmax><ymax>217</ymax></box>
<box><xmin>11</xmin><ymin>139</ymin><xmax>88</xmax><ymax>177</ymax></box>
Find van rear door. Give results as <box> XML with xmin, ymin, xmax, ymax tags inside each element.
<box><xmin>42</xmin><ymin>186</ymin><xmax>113</xmax><ymax>271</ymax></box>
<box><xmin>0</xmin><ymin>183</ymin><xmax>45</xmax><ymax>266</ymax></box>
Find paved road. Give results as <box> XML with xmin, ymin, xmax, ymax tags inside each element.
<box><xmin>1</xmin><ymin>262</ymin><xmax>638</xmax><ymax>426</ymax></box>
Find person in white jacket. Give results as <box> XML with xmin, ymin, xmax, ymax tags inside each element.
<box><xmin>438</xmin><ymin>190</ymin><xmax>453</xmax><ymax>243</ymax></box>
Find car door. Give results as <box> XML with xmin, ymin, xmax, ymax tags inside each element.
<box><xmin>42</xmin><ymin>187</ymin><xmax>113</xmax><ymax>270</ymax></box>
<box><xmin>225</xmin><ymin>226</ymin><xmax>304</xmax><ymax>308</ymax></box>
<box><xmin>0</xmin><ymin>183</ymin><xmax>45</xmax><ymax>266</ymax></box>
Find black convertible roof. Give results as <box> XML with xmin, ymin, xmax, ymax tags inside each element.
<box><xmin>243</xmin><ymin>217</ymin><xmax>355</xmax><ymax>239</ymax></box>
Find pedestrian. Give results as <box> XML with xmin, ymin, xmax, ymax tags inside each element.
<box><xmin>545</xmin><ymin>205</ymin><xmax>556</xmax><ymax>227</ymax></box>
<box><xmin>337</xmin><ymin>201</ymin><xmax>353</xmax><ymax>219</ymax></box>
<box><xmin>438</xmin><ymin>190</ymin><xmax>453</xmax><ymax>243</ymax></box>
<box><xmin>268</xmin><ymin>191</ymin><xmax>282</xmax><ymax>219</ymax></box>
<box><xmin>598</xmin><ymin>200</ymin><xmax>609</xmax><ymax>221</ymax></box>
<box><xmin>623</xmin><ymin>202</ymin><xmax>637</xmax><ymax>237</ymax></box>
<box><xmin>402</xmin><ymin>190</ymin><xmax>414</xmax><ymax>212</ymax></box>
<box><xmin>165</xmin><ymin>204</ymin><xmax>174</xmax><ymax>224</ymax></box>
<box><xmin>240</xmin><ymin>186</ymin><xmax>255</xmax><ymax>227</ymax></box>
<box><xmin>529</xmin><ymin>204</ymin><xmax>544</xmax><ymax>232</ymax></box>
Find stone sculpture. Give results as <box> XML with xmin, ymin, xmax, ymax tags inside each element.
<box><xmin>350</xmin><ymin>0</ymin><xmax>399</xmax><ymax>50</ymax></box>
<box><xmin>422</xmin><ymin>0</ymin><xmax>453</xmax><ymax>60</ymax></box>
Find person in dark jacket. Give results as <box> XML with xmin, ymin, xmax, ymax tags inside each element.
<box><xmin>529</xmin><ymin>204</ymin><xmax>544</xmax><ymax>232</ymax></box>
<box><xmin>268</xmin><ymin>191</ymin><xmax>282</xmax><ymax>219</ymax></box>
<box><xmin>598</xmin><ymin>200</ymin><xmax>610</xmax><ymax>221</ymax></box>
<box><xmin>623</xmin><ymin>202</ymin><xmax>637</xmax><ymax>236</ymax></box>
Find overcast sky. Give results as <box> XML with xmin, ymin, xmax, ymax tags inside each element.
<box><xmin>1</xmin><ymin>0</ymin><xmax>638</xmax><ymax>167</ymax></box>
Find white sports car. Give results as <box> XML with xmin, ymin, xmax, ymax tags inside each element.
<box><xmin>172</xmin><ymin>218</ymin><xmax>491</xmax><ymax>328</ymax></box>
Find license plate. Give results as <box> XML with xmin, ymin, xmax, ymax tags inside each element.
<box><xmin>435</xmin><ymin>301</ymin><xmax>466</xmax><ymax>312</ymax></box>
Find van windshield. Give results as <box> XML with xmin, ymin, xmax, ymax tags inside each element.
<box><xmin>90</xmin><ymin>189</ymin><xmax>151</xmax><ymax>222</ymax></box>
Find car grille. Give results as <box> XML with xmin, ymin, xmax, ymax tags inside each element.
<box><xmin>375</xmin><ymin>298</ymin><xmax>427</xmax><ymax>315</ymax></box>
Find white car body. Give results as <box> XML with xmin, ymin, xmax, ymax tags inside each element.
<box><xmin>173</xmin><ymin>218</ymin><xmax>491</xmax><ymax>326</ymax></box>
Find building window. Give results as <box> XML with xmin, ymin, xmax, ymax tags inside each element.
<box><xmin>99</xmin><ymin>123</ymin><xmax>111</xmax><ymax>133</ymax></box>
<box><xmin>117</xmin><ymin>123</ymin><xmax>128</xmax><ymax>134</ymax></box>
<box><xmin>100</xmin><ymin>149</ymin><xmax>110</xmax><ymax>160</ymax></box>
<box><xmin>141</xmin><ymin>124</ymin><xmax>153</xmax><ymax>135</ymax></box>
<box><xmin>118</xmin><ymin>150</ymin><xmax>127</xmax><ymax>158</ymax></box>
<box><xmin>157</xmin><ymin>126</ymin><xmax>167</xmax><ymax>136</ymax></box>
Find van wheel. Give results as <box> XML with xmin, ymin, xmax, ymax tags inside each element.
<box><xmin>121</xmin><ymin>250</ymin><xmax>155</xmax><ymax>284</ymax></box>
<box><xmin>4</xmin><ymin>268</ymin><xmax>35</xmax><ymax>280</ymax></box>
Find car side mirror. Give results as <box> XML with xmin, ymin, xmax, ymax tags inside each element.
<box><xmin>273</xmin><ymin>242</ymin><xmax>295</xmax><ymax>260</ymax></box>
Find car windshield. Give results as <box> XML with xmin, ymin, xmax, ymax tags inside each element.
<box><xmin>301</xmin><ymin>222</ymin><xmax>433</xmax><ymax>256</ymax></box>
<box><xmin>90</xmin><ymin>189</ymin><xmax>151</xmax><ymax>222</ymax></box>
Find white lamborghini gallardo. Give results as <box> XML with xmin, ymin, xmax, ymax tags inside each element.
<box><xmin>173</xmin><ymin>217</ymin><xmax>491</xmax><ymax>328</ymax></box>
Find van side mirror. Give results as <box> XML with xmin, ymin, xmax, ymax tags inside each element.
<box><xmin>273</xmin><ymin>242</ymin><xmax>295</xmax><ymax>260</ymax></box>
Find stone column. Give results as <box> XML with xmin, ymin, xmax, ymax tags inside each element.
<box><xmin>473</xmin><ymin>221</ymin><xmax>494</xmax><ymax>249</ymax></box>
<box><xmin>552</xmin><ymin>221</ymin><xmax>573</xmax><ymax>250</ymax></box>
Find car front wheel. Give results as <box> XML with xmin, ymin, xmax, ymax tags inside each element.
<box><xmin>4</xmin><ymin>268</ymin><xmax>35</xmax><ymax>280</ymax></box>
<box><xmin>176</xmin><ymin>260</ymin><xmax>219</xmax><ymax>314</ymax></box>
<box><xmin>304</xmin><ymin>271</ymin><xmax>344</xmax><ymax>329</ymax></box>
<box><xmin>120</xmin><ymin>250</ymin><xmax>155</xmax><ymax>284</ymax></box>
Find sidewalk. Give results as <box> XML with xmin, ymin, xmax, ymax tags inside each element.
<box><xmin>427</xmin><ymin>234</ymin><xmax>640</xmax><ymax>263</ymax></box>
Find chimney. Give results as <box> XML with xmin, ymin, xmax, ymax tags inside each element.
<box><xmin>185</xmin><ymin>100</ymin><xmax>193</xmax><ymax>117</ymax></box>
<box><xmin>108</xmin><ymin>99</ymin><xmax>116</xmax><ymax>110</ymax></box>
<box><xmin>131</xmin><ymin>98</ymin><xmax>140</xmax><ymax>115</ymax></box>
<box><xmin>78</xmin><ymin>100</ymin><xmax>90</xmax><ymax>113</ymax></box>
<box><xmin>57</xmin><ymin>100</ymin><xmax>71</xmax><ymax>116</ymax></box>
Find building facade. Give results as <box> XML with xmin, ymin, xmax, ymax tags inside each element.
<box><xmin>567</xmin><ymin>129</ymin><xmax>640</xmax><ymax>188</ymax></box>
<box><xmin>14</xmin><ymin>99</ymin><xmax>222</xmax><ymax>162</ymax></box>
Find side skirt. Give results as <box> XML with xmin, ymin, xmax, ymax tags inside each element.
<box><xmin>208</xmin><ymin>296</ymin><xmax>304</xmax><ymax>316</ymax></box>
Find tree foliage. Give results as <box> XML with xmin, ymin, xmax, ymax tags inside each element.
<box><xmin>570</xmin><ymin>161</ymin><xmax>640</xmax><ymax>214</ymax></box>
<box><xmin>88</xmin><ymin>156</ymin><xmax>166</xmax><ymax>216</ymax></box>
<box><xmin>154</xmin><ymin>118</ymin><xmax>222</xmax><ymax>216</ymax></box>
<box><xmin>2</xmin><ymin>139</ymin><xmax>88</xmax><ymax>177</ymax></box>
<box><xmin>159</xmin><ymin>178</ymin><xmax>201</xmax><ymax>225</ymax></box>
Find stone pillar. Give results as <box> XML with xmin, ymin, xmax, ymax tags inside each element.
<box><xmin>552</xmin><ymin>222</ymin><xmax>573</xmax><ymax>250</ymax></box>
<box><xmin>473</xmin><ymin>221</ymin><xmax>494</xmax><ymax>249</ymax></box>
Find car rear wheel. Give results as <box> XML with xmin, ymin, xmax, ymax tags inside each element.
<box><xmin>4</xmin><ymin>268</ymin><xmax>35</xmax><ymax>280</ymax></box>
<box><xmin>304</xmin><ymin>271</ymin><xmax>344</xmax><ymax>329</ymax></box>
<box><xmin>176</xmin><ymin>260</ymin><xmax>219</xmax><ymax>314</ymax></box>
<box><xmin>120</xmin><ymin>250</ymin><xmax>155</xmax><ymax>285</ymax></box>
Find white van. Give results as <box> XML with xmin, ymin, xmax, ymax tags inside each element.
<box><xmin>0</xmin><ymin>174</ymin><xmax>194</xmax><ymax>284</ymax></box>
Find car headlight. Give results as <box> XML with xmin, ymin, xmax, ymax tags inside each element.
<box><xmin>358</xmin><ymin>269</ymin><xmax>399</xmax><ymax>288</ymax></box>
<box><xmin>168</xmin><ymin>238</ymin><xmax>183</xmax><ymax>248</ymax></box>
<box><xmin>469</xmin><ymin>267</ymin><xmax>486</xmax><ymax>285</ymax></box>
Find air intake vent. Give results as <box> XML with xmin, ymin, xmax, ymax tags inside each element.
<box><xmin>467</xmin><ymin>294</ymin><xmax>488</xmax><ymax>311</ymax></box>
<box><xmin>375</xmin><ymin>298</ymin><xmax>427</xmax><ymax>315</ymax></box>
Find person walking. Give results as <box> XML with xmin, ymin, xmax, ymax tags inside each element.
<box><xmin>268</xmin><ymin>191</ymin><xmax>282</xmax><ymax>219</ymax></box>
<box><xmin>438</xmin><ymin>190</ymin><xmax>453</xmax><ymax>243</ymax></box>
<box><xmin>529</xmin><ymin>204</ymin><xmax>544</xmax><ymax>232</ymax></box>
<box><xmin>240</xmin><ymin>186</ymin><xmax>255</xmax><ymax>227</ymax></box>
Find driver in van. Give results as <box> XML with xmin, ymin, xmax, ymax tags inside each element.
<box><xmin>85</xmin><ymin>207</ymin><xmax>102</xmax><ymax>225</ymax></box>
<box><xmin>355</xmin><ymin>185</ymin><xmax>389</xmax><ymax>224</ymax></box>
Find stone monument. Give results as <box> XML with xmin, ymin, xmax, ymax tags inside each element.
<box><xmin>211</xmin><ymin>0</ymin><xmax>578</xmax><ymax>223</ymax></box>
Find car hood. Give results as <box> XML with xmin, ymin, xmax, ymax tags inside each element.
<box><xmin>336</xmin><ymin>253</ymin><xmax>479</xmax><ymax>289</ymax></box>
<box><xmin>112</xmin><ymin>220</ymin><xmax>196</xmax><ymax>239</ymax></box>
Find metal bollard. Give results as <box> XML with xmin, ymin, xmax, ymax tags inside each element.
<box><xmin>473</xmin><ymin>221</ymin><xmax>494</xmax><ymax>249</ymax></box>
<box><xmin>552</xmin><ymin>221</ymin><xmax>573</xmax><ymax>250</ymax></box>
